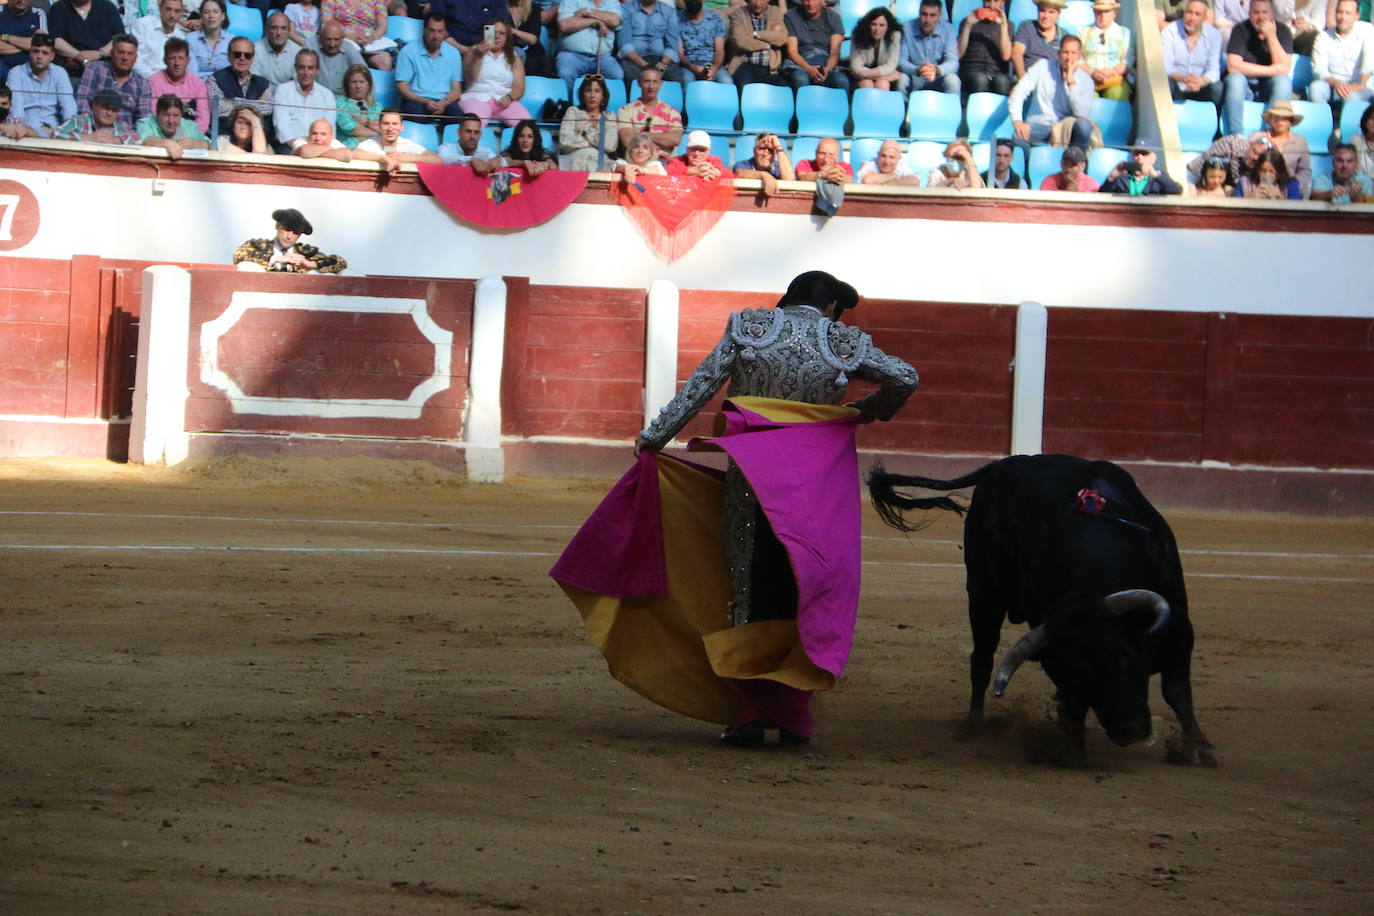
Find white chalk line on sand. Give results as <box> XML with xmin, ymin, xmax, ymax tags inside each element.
<box><xmin>1</xmin><ymin>511</ymin><xmax>1370</xmax><ymax>562</ymax></box>
<box><xmin>0</xmin><ymin>544</ymin><xmax>1370</xmax><ymax>584</ymax></box>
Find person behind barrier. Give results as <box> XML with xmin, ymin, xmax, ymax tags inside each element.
<box><xmin>439</xmin><ymin>110</ymin><xmax>498</xmax><ymax>169</ymax></box>
<box><xmin>667</xmin><ymin>127</ymin><xmax>726</xmax><ymax>178</ymax></box>
<box><xmin>1009</xmin><ymin>33</ymin><xmax>1095</xmax><ymax>147</ymax></box>
<box><xmin>292</xmin><ymin>116</ymin><xmax>354</xmax><ymax>159</ymax></box>
<box><xmin>6</xmin><ymin>34</ymin><xmax>77</xmax><ymax>137</ymax></box>
<box><xmin>1099</xmin><ymin>138</ymin><xmax>1183</xmax><ymax>194</ymax></box>
<box><xmin>76</xmin><ymin>34</ymin><xmax>152</xmax><ymax>131</ymax></box>
<box><xmin>1039</xmin><ymin>143</ymin><xmax>1100</xmax><ymax>190</ymax></box>
<box><xmin>233</xmin><ymin>208</ymin><xmax>348</xmax><ymax>273</ymax></box>
<box><xmin>149</xmin><ymin>36</ymin><xmax>211</xmax><ymax>134</ymax></box>
<box><xmin>794</xmin><ymin>136</ymin><xmax>854</xmax><ymax>184</ymax></box>
<box><xmin>315</xmin><ymin>20</ymin><xmax>366</xmax><ymax>95</ymax></box>
<box><xmin>858</xmin><ymin>137</ymin><xmax>921</xmax><ymax>185</ymax></box>
<box><xmin>131</xmin><ymin>0</ymin><xmax>188</xmax><ymax>79</ymax></box>
<box><xmin>1309</xmin><ymin>143</ymin><xmax>1371</xmax><ymax>202</ymax></box>
<box><xmin>273</xmin><ymin>48</ymin><xmax>337</xmax><ymax>151</ymax></box>
<box><xmin>253</xmin><ymin>13</ymin><xmax>299</xmax><ymax>86</ymax></box>
<box><xmin>137</xmin><ymin>92</ymin><xmax>209</xmax><ymax>159</ymax></box>
<box><xmin>983</xmin><ymin>137</ymin><xmax>1025</xmax><ymax>187</ymax></box>
<box><xmin>1161</xmin><ymin>0</ymin><xmax>1222</xmax><ymax>105</ymax></box>
<box><xmin>54</xmin><ymin>86</ymin><xmax>139</xmax><ymax>143</ymax></box>
<box><xmin>395</xmin><ymin>13</ymin><xmax>464</xmax><ymax>129</ymax></box>
<box><xmin>0</xmin><ymin>85</ymin><xmax>37</xmax><ymax>139</ymax></box>
<box><xmin>354</xmin><ymin>107</ymin><xmax>443</xmax><ymax>172</ymax></box>
<box><xmin>616</xmin><ymin>67</ymin><xmax>683</xmax><ymax>154</ymax></box>
<box><xmin>958</xmin><ymin>0</ymin><xmax>1014</xmax><ymax>96</ymax></box>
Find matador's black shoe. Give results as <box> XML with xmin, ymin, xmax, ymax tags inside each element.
<box><xmin>720</xmin><ymin>722</ymin><xmax>766</xmax><ymax>747</ymax></box>
<box><xmin>778</xmin><ymin>728</ymin><xmax>811</xmax><ymax>746</ymax></box>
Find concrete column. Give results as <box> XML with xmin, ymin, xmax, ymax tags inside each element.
<box><xmin>643</xmin><ymin>279</ymin><xmax>680</xmax><ymax>431</ymax></box>
<box><xmin>129</xmin><ymin>266</ymin><xmax>191</xmax><ymax>466</ymax></box>
<box><xmin>1011</xmin><ymin>301</ymin><xmax>1048</xmax><ymax>457</ymax></box>
<box><xmin>466</xmin><ymin>275</ymin><xmax>507</xmax><ymax>482</ymax></box>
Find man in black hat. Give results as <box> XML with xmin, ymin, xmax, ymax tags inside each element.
<box><xmin>232</xmin><ymin>208</ymin><xmax>347</xmax><ymax>274</ymax></box>
<box><xmin>53</xmin><ymin>87</ymin><xmax>138</xmax><ymax>144</ymax></box>
<box><xmin>1100</xmin><ymin>139</ymin><xmax>1183</xmax><ymax>196</ymax></box>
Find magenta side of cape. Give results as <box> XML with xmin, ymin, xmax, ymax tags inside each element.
<box><xmin>694</xmin><ymin>402</ymin><xmax>864</xmax><ymax>680</ymax></box>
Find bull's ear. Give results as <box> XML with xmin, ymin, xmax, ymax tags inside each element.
<box><xmin>1104</xmin><ymin>589</ymin><xmax>1171</xmax><ymax>633</ymax></box>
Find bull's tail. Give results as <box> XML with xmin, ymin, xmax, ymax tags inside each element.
<box><xmin>867</xmin><ymin>463</ymin><xmax>984</xmax><ymax>532</ymax></box>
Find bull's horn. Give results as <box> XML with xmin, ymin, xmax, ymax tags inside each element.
<box><xmin>1105</xmin><ymin>589</ymin><xmax>1171</xmax><ymax>634</ymax></box>
<box><xmin>991</xmin><ymin>625</ymin><xmax>1051</xmax><ymax>697</ymax></box>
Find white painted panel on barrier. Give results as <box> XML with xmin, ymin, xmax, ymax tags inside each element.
<box><xmin>644</xmin><ymin>280</ymin><xmax>680</xmax><ymax>430</ymax></box>
<box><xmin>129</xmin><ymin>266</ymin><xmax>191</xmax><ymax>466</ymax></box>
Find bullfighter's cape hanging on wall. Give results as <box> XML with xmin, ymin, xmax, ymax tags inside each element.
<box><xmin>615</xmin><ymin>173</ymin><xmax>734</xmax><ymax>262</ymax></box>
<box><xmin>418</xmin><ymin>165</ymin><xmax>589</xmax><ymax>229</ymax></box>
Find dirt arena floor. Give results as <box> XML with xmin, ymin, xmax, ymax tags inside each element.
<box><xmin>1</xmin><ymin>456</ymin><xmax>1371</xmax><ymax>914</ymax></box>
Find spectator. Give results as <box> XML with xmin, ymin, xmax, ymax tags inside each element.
<box><xmin>849</xmin><ymin>7</ymin><xmax>903</xmax><ymax>92</ymax></box>
<box><xmin>273</xmin><ymin>49</ymin><xmax>337</xmax><ymax>150</ymax></box>
<box><xmin>679</xmin><ymin>0</ymin><xmax>729</xmax><ymax>85</ymax></box>
<box><xmin>210</xmin><ymin>35</ymin><xmax>273</xmax><ymax>131</ymax></box>
<box><xmin>54</xmin><ymin>86</ymin><xmax>138</xmax><ymax>143</ymax></box>
<box><xmin>617</xmin><ymin>129</ymin><xmax>668</xmax><ymax>177</ymax></box>
<box><xmin>1190</xmin><ymin>155</ymin><xmax>1233</xmax><ymax>196</ymax></box>
<box><xmin>1282</xmin><ymin>0</ymin><xmax>1326</xmax><ymax>50</ymax></box>
<box><xmin>1310</xmin><ymin>142</ymin><xmax>1371</xmax><ymax>200</ymax></box>
<box><xmin>794</xmin><ymin>136</ymin><xmax>853</xmax><ymax>183</ymax></box>
<box><xmin>900</xmin><ymin>0</ymin><xmax>959</xmax><ymax>94</ymax></box>
<box><xmin>354</xmin><ymin>107</ymin><xmax>444</xmax><ymax>172</ymax></box>
<box><xmin>498</xmin><ymin>117</ymin><xmax>556</xmax><ymax>173</ymax></box>
<box><xmin>149</xmin><ymin>37</ymin><xmax>211</xmax><ymax>134</ymax></box>
<box><xmin>1162</xmin><ymin>0</ymin><xmax>1222</xmax><ymax>104</ymax></box>
<box><xmin>1012</xmin><ymin>0</ymin><xmax>1066</xmax><ymax>81</ymax></box>
<box><xmin>1213</xmin><ymin>0</ymin><xmax>1248</xmax><ymax>42</ymax></box>
<box><xmin>983</xmin><ymin>136</ymin><xmax>1025</xmax><ymax>187</ymax></box>
<box><xmin>666</xmin><ymin>128</ymin><xmax>726</xmax><ymax>177</ymax></box>
<box><xmin>6</xmin><ymin>34</ymin><xmax>75</xmax><ymax>136</ymax></box>
<box><xmin>253</xmin><ymin>14</ymin><xmax>299</xmax><ymax>85</ymax></box>
<box><xmin>619</xmin><ymin>0</ymin><xmax>682</xmax><ymax>83</ymax></box>
<box><xmin>1039</xmin><ymin>144</ymin><xmax>1099</xmax><ymax>190</ymax></box>
<box><xmin>559</xmin><ymin>71</ymin><xmax>618</xmax><ymax>170</ymax></box>
<box><xmin>1260</xmin><ymin>99</ymin><xmax>1312</xmax><ymax>194</ymax></box>
<box><xmin>783</xmin><ymin>0</ymin><xmax>848</xmax><ymax>92</ymax></box>
<box><xmin>187</xmin><ymin>0</ymin><xmax>231</xmax><ymax>79</ymax></box>
<box><xmin>285</xmin><ymin>0</ymin><xmax>323</xmax><ymax>48</ymax></box>
<box><xmin>1155</xmin><ymin>0</ymin><xmax>1189</xmax><ymax>30</ymax></box>
<box><xmin>138</xmin><ymin>92</ymin><xmax>209</xmax><ymax>158</ymax></box>
<box><xmin>292</xmin><ymin>115</ymin><xmax>353</xmax><ymax>158</ymax></box>
<box><xmin>0</xmin><ymin>0</ymin><xmax>48</xmax><ymax>83</ymax></box>
<box><xmin>858</xmin><ymin>138</ymin><xmax>920</xmax><ymax>185</ymax></box>
<box><xmin>556</xmin><ymin>0</ymin><xmax>623</xmax><ymax>88</ymax></box>
<box><xmin>429</xmin><ymin>0</ymin><xmax>511</xmax><ymax>51</ymax></box>
<box><xmin>926</xmin><ymin>138</ymin><xmax>985</xmax><ymax>188</ymax></box>
<box><xmin>321</xmin><ymin>0</ymin><xmax>393</xmax><ymax>69</ymax></box>
<box><xmin>461</xmin><ymin>19</ymin><xmax>532</xmax><ymax>126</ymax></box>
<box><xmin>439</xmin><ymin>111</ymin><xmax>497</xmax><ymax>169</ymax></box>
<box><xmin>1186</xmin><ymin>129</ymin><xmax>1277</xmax><ymax>185</ymax></box>
<box><xmin>233</xmin><ymin>208</ymin><xmax>347</xmax><ymax>273</ymax></box>
<box><xmin>958</xmin><ymin>0</ymin><xmax>1013</xmax><ymax>96</ymax></box>
<box><xmin>1309</xmin><ymin>0</ymin><xmax>1373</xmax><ymax>111</ymax></box>
<box><xmin>616</xmin><ymin>67</ymin><xmax>683</xmax><ymax>153</ymax></box>
<box><xmin>1351</xmin><ymin>101</ymin><xmax>1374</xmax><ymax>175</ymax></box>
<box><xmin>1009</xmin><ymin>34</ymin><xmax>1095</xmax><ymax>147</ymax></box>
<box><xmin>395</xmin><ymin>13</ymin><xmax>464</xmax><ymax>130</ymax></box>
<box><xmin>49</xmin><ymin>0</ymin><xmax>124</xmax><ymax>81</ymax></box>
<box><xmin>76</xmin><ymin>33</ymin><xmax>151</xmax><ymax>130</ymax></box>
<box><xmin>505</xmin><ymin>0</ymin><xmax>551</xmax><ymax>80</ymax></box>
<box><xmin>131</xmin><ymin>0</ymin><xmax>187</xmax><ymax>79</ymax></box>
<box><xmin>1078</xmin><ymin>0</ymin><xmax>1132</xmax><ymax>100</ymax></box>
<box><xmin>218</xmin><ymin>103</ymin><xmax>270</xmax><ymax>152</ymax></box>
<box><xmin>1224</xmin><ymin>0</ymin><xmax>1293</xmax><ymax>136</ymax></box>
<box><xmin>0</xmin><ymin>85</ymin><xmax>36</xmax><ymax>138</ymax></box>
<box><xmin>1235</xmin><ymin>146</ymin><xmax>1302</xmax><ymax>197</ymax></box>
<box><xmin>315</xmin><ymin>20</ymin><xmax>366</xmax><ymax>94</ymax></box>
<box><xmin>1100</xmin><ymin>138</ymin><xmax>1184</xmax><ymax>194</ymax></box>
<box><xmin>725</xmin><ymin>0</ymin><xmax>786</xmax><ymax>87</ymax></box>
<box><xmin>335</xmin><ymin>62</ymin><xmax>381</xmax><ymax>147</ymax></box>
<box><xmin>733</xmin><ymin>131</ymin><xmax>794</xmax><ymax>196</ymax></box>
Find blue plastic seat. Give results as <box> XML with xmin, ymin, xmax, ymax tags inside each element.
<box><xmin>740</xmin><ymin>83</ymin><xmax>794</xmax><ymax>134</ymax></box>
<box><xmin>1088</xmin><ymin>146</ymin><xmax>1127</xmax><ymax>185</ymax></box>
<box><xmin>1291</xmin><ymin>54</ymin><xmax>1314</xmax><ymax>97</ymax></box>
<box><xmin>385</xmin><ymin>15</ymin><xmax>423</xmax><ymax>45</ymax></box>
<box><xmin>1309</xmin><ymin>153</ymin><xmax>1332</xmax><ymax>181</ymax></box>
<box><xmin>224</xmin><ymin>12</ymin><xmax>264</xmax><ymax>43</ymax></box>
<box><xmin>1174</xmin><ymin>99</ymin><xmax>1219</xmax><ymax>150</ymax></box>
<box><xmin>1009</xmin><ymin>0</ymin><xmax>1038</xmax><ymax>24</ymax></box>
<box><xmin>851</xmin><ymin>87</ymin><xmax>906</xmax><ymax>137</ymax></box>
<box><xmin>795</xmin><ymin>85</ymin><xmax>849</xmax><ymax>136</ymax></box>
<box><xmin>892</xmin><ymin>0</ymin><xmax>923</xmax><ymax>21</ymax></box>
<box><xmin>1090</xmin><ymin>96</ymin><xmax>1133</xmax><ymax>147</ymax></box>
<box><xmin>848</xmin><ymin>137</ymin><xmax>883</xmax><ymax>168</ymax></box>
<box><xmin>907</xmin><ymin>89</ymin><xmax>963</xmax><ymax>139</ymax></box>
<box><xmin>656</xmin><ymin>80</ymin><xmax>684</xmax><ymax>114</ymax></box>
<box><xmin>951</xmin><ymin>0</ymin><xmax>982</xmax><ymax>24</ymax></box>
<box><xmin>401</xmin><ymin>120</ymin><xmax>441</xmax><ymax>152</ymax></box>
<box><xmin>1291</xmin><ymin>99</ymin><xmax>1334</xmax><ymax>149</ymax></box>
<box><xmin>734</xmin><ymin>133</ymin><xmax>759</xmax><ymax>165</ymax></box>
<box><xmin>1241</xmin><ymin>99</ymin><xmax>1264</xmax><ymax>135</ymax></box>
<box><xmin>964</xmin><ymin>91</ymin><xmax>1012</xmax><ymax>138</ymax></box>
<box><xmin>907</xmin><ymin>140</ymin><xmax>944</xmax><ymax>176</ymax></box>
<box><xmin>521</xmin><ymin>75</ymin><xmax>568</xmax><ymax>124</ymax></box>
<box><xmin>1340</xmin><ymin>97</ymin><xmax>1367</xmax><ymax>141</ymax></box>
<box><xmin>1027</xmin><ymin>144</ymin><xmax>1063</xmax><ymax>188</ymax></box>
<box><xmin>371</xmin><ymin>68</ymin><xmax>398</xmax><ymax>108</ymax></box>
<box><xmin>790</xmin><ymin>135</ymin><xmax>820</xmax><ymax>163</ymax></box>
<box><xmin>685</xmin><ymin>80</ymin><xmax>739</xmax><ymax>131</ymax></box>
<box><xmin>1060</xmin><ymin>1</ymin><xmax>1096</xmax><ymax>30</ymax></box>
<box><xmin>574</xmin><ymin>76</ymin><xmax>628</xmax><ymax>112</ymax></box>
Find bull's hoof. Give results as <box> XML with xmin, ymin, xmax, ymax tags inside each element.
<box><xmin>1166</xmin><ymin>740</ymin><xmax>1219</xmax><ymax>768</ymax></box>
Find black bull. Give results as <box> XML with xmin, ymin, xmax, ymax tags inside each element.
<box><xmin>868</xmin><ymin>455</ymin><xmax>1217</xmax><ymax>767</ymax></box>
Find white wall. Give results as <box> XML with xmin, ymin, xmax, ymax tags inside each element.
<box><xmin>4</xmin><ymin>165</ymin><xmax>1372</xmax><ymax>318</ymax></box>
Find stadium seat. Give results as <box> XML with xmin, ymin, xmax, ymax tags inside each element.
<box><xmin>1291</xmin><ymin>54</ymin><xmax>1314</xmax><ymax>97</ymax></box>
<box><xmin>848</xmin><ymin>137</ymin><xmax>883</xmax><ymax>168</ymax></box>
<box><xmin>385</xmin><ymin>15</ymin><xmax>423</xmax><ymax>46</ymax></box>
<box><xmin>964</xmin><ymin>91</ymin><xmax>1012</xmax><ymax>138</ymax></box>
<box><xmin>522</xmin><ymin>75</ymin><xmax>568</xmax><ymax>123</ymax></box>
<box><xmin>1060</xmin><ymin>0</ymin><xmax>1095</xmax><ymax>30</ymax></box>
<box><xmin>951</xmin><ymin>0</ymin><xmax>982</xmax><ymax>23</ymax></box>
<box><xmin>838</xmin><ymin>0</ymin><xmax>878</xmax><ymax>23</ymax></box>
<box><xmin>907</xmin><ymin>89</ymin><xmax>963</xmax><ymax>139</ymax></box>
<box><xmin>541</xmin><ymin>128</ymin><xmax>556</xmax><ymax>152</ymax></box>
<box><xmin>1174</xmin><ymin>99</ymin><xmax>1219</xmax><ymax>150</ymax></box>
<box><xmin>371</xmin><ymin>68</ymin><xmax>398</xmax><ymax>108</ymax></box>
<box><xmin>401</xmin><ymin>120</ymin><xmax>441</xmax><ymax>152</ymax></box>
<box><xmin>733</xmin><ymin>133</ymin><xmax>759</xmax><ymax>165</ymax></box>
<box><xmin>892</xmin><ymin>0</ymin><xmax>923</xmax><ymax>20</ymax></box>
<box><xmin>907</xmin><ymin>140</ymin><xmax>944</xmax><ymax>176</ymax></box>
<box><xmin>740</xmin><ymin>83</ymin><xmax>794</xmax><ymax>134</ymax></box>
<box><xmin>1241</xmin><ymin>99</ymin><xmax>1264</xmax><ymax>135</ymax></box>
<box><xmin>224</xmin><ymin>12</ymin><xmax>264</xmax><ymax>43</ymax></box>
<box><xmin>970</xmin><ymin>139</ymin><xmax>1026</xmax><ymax>177</ymax></box>
<box><xmin>790</xmin><ymin>135</ymin><xmax>820</xmax><ymax>163</ymax></box>
<box><xmin>1087</xmin><ymin>146</ymin><xmax>1126</xmax><ymax>185</ymax></box>
<box><xmin>795</xmin><ymin>85</ymin><xmax>849</xmax><ymax>136</ymax></box>
<box><xmin>684</xmin><ymin>80</ymin><xmax>740</xmax><ymax>131</ymax></box>
<box><xmin>656</xmin><ymin>80</ymin><xmax>684</xmax><ymax>114</ymax></box>
<box><xmin>1027</xmin><ymin>144</ymin><xmax>1063</xmax><ymax>188</ymax></box>
<box><xmin>1291</xmin><ymin>99</ymin><xmax>1334</xmax><ymax>149</ymax></box>
<box><xmin>1091</xmin><ymin>96</ymin><xmax>1133</xmax><ymax>147</ymax></box>
<box><xmin>1310</xmin><ymin>153</ymin><xmax>1332</xmax><ymax>182</ymax></box>
<box><xmin>851</xmin><ymin>88</ymin><xmax>906</xmax><ymax>137</ymax></box>
<box><xmin>841</xmin><ymin>11</ymin><xmax>862</xmax><ymax>36</ymax></box>
<box><xmin>1340</xmin><ymin>96</ymin><xmax>1367</xmax><ymax>142</ymax></box>
<box><xmin>574</xmin><ymin>76</ymin><xmax>627</xmax><ymax>112</ymax></box>
<box><xmin>1009</xmin><ymin>0</ymin><xmax>1038</xmax><ymax>23</ymax></box>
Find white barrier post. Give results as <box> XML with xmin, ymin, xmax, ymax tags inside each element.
<box><xmin>466</xmin><ymin>275</ymin><xmax>507</xmax><ymax>482</ymax></box>
<box><xmin>643</xmin><ymin>280</ymin><xmax>680</xmax><ymax>432</ymax></box>
<box><xmin>1010</xmin><ymin>301</ymin><xmax>1048</xmax><ymax>457</ymax></box>
<box><xmin>129</xmin><ymin>266</ymin><xmax>191</xmax><ymax>466</ymax></box>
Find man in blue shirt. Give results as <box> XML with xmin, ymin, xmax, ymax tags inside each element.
<box><xmin>557</xmin><ymin>0</ymin><xmax>623</xmax><ymax>88</ymax></box>
<box><xmin>6</xmin><ymin>34</ymin><xmax>76</xmax><ymax>136</ymax></box>
<box><xmin>1161</xmin><ymin>0</ymin><xmax>1222</xmax><ymax>104</ymax></box>
<box><xmin>396</xmin><ymin>13</ymin><xmax>465</xmax><ymax>131</ymax></box>
<box><xmin>899</xmin><ymin>0</ymin><xmax>959</xmax><ymax>94</ymax></box>
<box><xmin>618</xmin><ymin>0</ymin><xmax>682</xmax><ymax>83</ymax></box>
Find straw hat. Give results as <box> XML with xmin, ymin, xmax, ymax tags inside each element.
<box><xmin>1262</xmin><ymin>100</ymin><xmax>1304</xmax><ymax>125</ymax></box>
